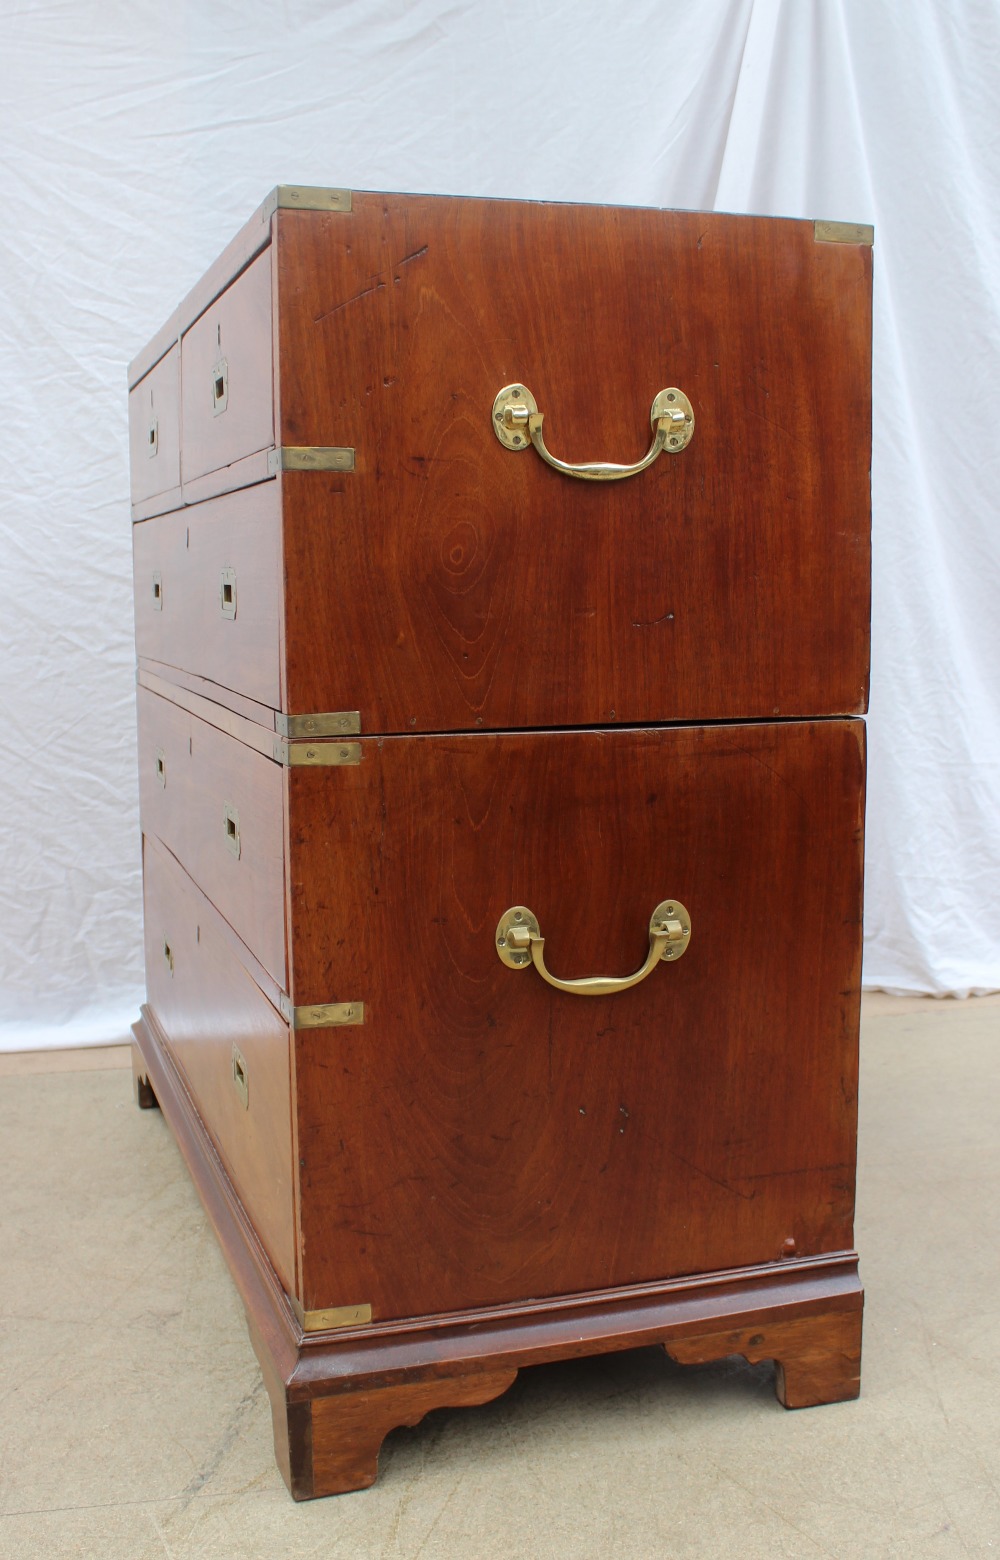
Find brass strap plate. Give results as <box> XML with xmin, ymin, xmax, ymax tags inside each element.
<box><xmin>267</xmin><ymin>446</ymin><xmax>355</xmax><ymax>474</ymax></box>
<box><xmin>290</xmin><ymin>1297</ymin><xmax>373</xmax><ymax>1332</ymax></box>
<box><xmin>814</xmin><ymin>219</ymin><xmax>874</xmax><ymax>246</ymax></box>
<box><xmin>280</xmin><ymin>998</ymin><xmax>364</xmax><ymax>1029</ymax></box>
<box><xmin>138</xmin><ymin>668</ymin><xmax>363</xmax><ymax>761</ymax></box>
<box><xmin>274</xmin><ymin>710</ymin><xmax>361</xmax><ymax>738</ymax></box>
<box><xmin>272</xmin><ymin>737</ymin><xmax>362</xmax><ymax>767</ymax></box>
<box><xmin>270</xmin><ymin>185</ymin><xmax>352</xmax><ymax>215</ymax></box>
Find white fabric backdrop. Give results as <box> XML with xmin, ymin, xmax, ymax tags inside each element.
<box><xmin>1</xmin><ymin>0</ymin><xmax>998</xmax><ymax>1050</ymax></box>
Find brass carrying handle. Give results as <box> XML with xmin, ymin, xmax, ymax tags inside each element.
<box><xmin>496</xmin><ymin>900</ymin><xmax>691</xmax><ymax>996</ymax></box>
<box><xmin>491</xmin><ymin>384</ymin><xmax>694</xmax><ymax>480</ymax></box>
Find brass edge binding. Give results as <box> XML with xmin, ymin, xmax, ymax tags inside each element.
<box><xmin>274</xmin><ymin>710</ymin><xmax>361</xmax><ymax>738</ymax></box>
<box><xmin>265</xmin><ymin>185</ymin><xmax>352</xmax><ymax>217</ymax></box>
<box><xmin>278</xmin><ymin>997</ymin><xmax>365</xmax><ymax>1029</ymax></box>
<box><xmin>272</xmin><ymin>738</ymin><xmax>362</xmax><ymax>767</ymax></box>
<box><xmin>814</xmin><ymin>219</ymin><xmax>874</xmax><ymax>246</ymax></box>
<box><xmin>289</xmin><ymin>1295</ymin><xmax>374</xmax><ymax>1333</ymax></box>
<box><xmin>267</xmin><ymin>446</ymin><xmax>355</xmax><ymax>474</ymax></box>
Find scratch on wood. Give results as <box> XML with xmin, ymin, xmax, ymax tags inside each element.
<box><xmin>314</xmin><ymin>277</ymin><xmax>387</xmax><ymax>324</ymax></box>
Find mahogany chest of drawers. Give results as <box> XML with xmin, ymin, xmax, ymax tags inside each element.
<box><xmin>129</xmin><ymin>186</ymin><xmax>872</xmax><ymax>1499</ymax></box>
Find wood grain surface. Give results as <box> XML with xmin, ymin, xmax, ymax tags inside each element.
<box><xmin>141</xmin><ymin>835</ymin><xmax>297</xmax><ymax>1293</ymax></box>
<box><xmin>132</xmin><ymin>481</ymin><xmax>283</xmax><ymax>710</ymax></box>
<box><xmin>275</xmin><ymin>198</ymin><xmax>871</xmax><ymax>730</ymax></box>
<box><xmin>181</xmin><ymin>245</ymin><xmax>274</xmax><ymax>489</ymax></box>
<box><xmin>136</xmin><ymin>685</ymin><xmax>287</xmax><ymax>986</ymax></box>
<box><xmin>286</xmin><ymin>718</ymin><xmax>865</xmax><ymax>1319</ymax></box>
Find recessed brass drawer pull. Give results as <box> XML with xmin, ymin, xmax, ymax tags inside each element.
<box><xmin>496</xmin><ymin>900</ymin><xmax>691</xmax><ymax>995</ymax></box>
<box><xmin>223</xmin><ymin>802</ymin><xmax>240</xmax><ymax>859</ymax></box>
<box><xmin>212</xmin><ymin>357</ymin><xmax>228</xmax><ymax>416</ymax></box>
<box><xmin>491</xmin><ymin>384</ymin><xmax>694</xmax><ymax>480</ymax></box>
<box><xmin>231</xmin><ymin>1044</ymin><xmax>249</xmax><ymax>1109</ymax></box>
<box><xmin>219</xmin><ymin>566</ymin><xmax>237</xmax><ymax>619</ymax></box>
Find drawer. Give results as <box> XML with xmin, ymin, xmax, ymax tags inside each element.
<box><xmin>143</xmin><ymin>832</ymin><xmax>296</xmax><ymax>1294</ymax></box>
<box><xmin>181</xmin><ymin>246</ymin><xmax>274</xmax><ymax>490</ymax></box>
<box><xmin>128</xmin><ymin>343</ymin><xmax>180</xmax><ymax>511</ymax></box>
<box><xmin>133</xmin><ymin>482</ymin><xmax>282</xmax><ymax>709</ymax></box>
<box><xmin>286</xmin><ymin>719</ymin><xmax>865</xmax><ymax>1321</ymax></box>
<box><xmin>137</xmin><ymin>685</ymin><xmax>286</xmax><ymax>986</ymax></box>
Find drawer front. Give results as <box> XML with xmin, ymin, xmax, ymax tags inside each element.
<box><xmin>276</xmin><ymin>199</ymin><xmax>871</xmax><ymax>729</ymax></box>
<box><xmin>133</xmin><ymin>482</ymin><xmax>282</xmax><ymax>709</ymax></box>
<box><xmin>143</xmin><ymin>832</ymin><xmax>296</xmax><ymax>1295</ymax></box>
<box><xmin>137</xmin><ymin>686</ymin><xmax>286</xmax><ymax>986</ymax></box>
<box><xmin>181</xmin><ymin>246</ymin><xmax>274</xmax><ymax>489</ymax></box>
<box><xmin>128</xmin><ymin>344</ymin><xmax>180</xmax><ymax>508</ymax></box>
<box><xmin>287</xmin><ymin>719</ymin><xmax>865</xmax><ymax>1322</ymax></box>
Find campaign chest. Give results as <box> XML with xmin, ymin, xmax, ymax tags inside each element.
<box><xmin>129</xmin><ymin>186</ymin><xmax>872</xmax><ymax>1499</ymax></box>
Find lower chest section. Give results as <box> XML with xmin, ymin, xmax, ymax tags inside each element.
<box><xmin>139</xmin><ymin>712</ymin><xmax>865</xmax><ymax>1323</ymax></box>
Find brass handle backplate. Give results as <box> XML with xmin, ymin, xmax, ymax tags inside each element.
<box><xmin>491</xmin><ymin>383</ymin><xmax>694</xmax><ymax>480</ymax></box>
<box><xmin>496</xmin><ymin>899</ymin><xmax>691</xmax><ymax>996</ymax></box>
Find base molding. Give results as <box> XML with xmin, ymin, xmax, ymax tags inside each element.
<box><xmin>133</xmin><ymin>1008</ymin><xmax>863</xmax><ymax>1500</ymax></box>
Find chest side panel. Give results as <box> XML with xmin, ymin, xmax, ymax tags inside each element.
<box><xmin>276</xmin><ymin>199</ymin><xmax>871</xmax><ymax>731</ymax></box>
<box><xmin>287</xmin><ymin>719</ymin><xmax>864</xmax><ymax>1320</ymax></box>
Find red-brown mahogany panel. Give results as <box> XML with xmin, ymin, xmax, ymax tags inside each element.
<box><xmin>128</xmin><ymin>344</ymin><xmax>180</xmax><ymax>506</ymax></box>
<box><xmin>181</xmin><ymin>245</ymin><xmax>274</xmax><ymax>489</ymax></box>
<box><xmin>132</xmin><ymin>481</ymin><xmax>283</xmax><ymax>710</ymax></box>
<box><xmin>275</xmin><ymin>199</ymin><xmax>871</xmax><ymax>731</ymax></box>
<box><xmin>142</xmin><ymin>833</ymin><xmax>297</xmax><ymax>1295</ymax></box>
<box><xmin>136</xmin><ymin>686</ymin><xmax>286</xmax><ymax>987</ymax></box>
<box><xmin>287</xmin><ymin>719</ymin><xmax>865</xmax><ymax>1319</ymax></box>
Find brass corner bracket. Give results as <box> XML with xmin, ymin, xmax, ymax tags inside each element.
<box><xmin>278</xmin><ymin>997</ymin><xmax>365</xmax><ymax>1030</ymax></box>
<box><xmin>814</xmin><ymin>220</ymin><xmax>874</xmax><ymax>246</ymax></box>
<box><xmin>272</xmin><ymin>738</ymin><xmax>361</xmax><ymax>767</ymax></box>
<box><xmin>266</xmin><ymin>186</ymin><xmax>353</xmax><ymax>217</ymax></box>
<box><xmin>274</xmin><ymin>710</ymin><xmax>361</xmax><ymax>739</ymax></box>
<box><xmin>289</xmin><ymin>1295</ymin><xmax>373</xmax><ymax>1333</ymax></box>
<box><xmin>267</xmin><ymin>446</ymin><xmax>355</xmax><ymax>475</ymax></box>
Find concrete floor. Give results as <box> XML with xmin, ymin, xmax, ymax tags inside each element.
<box><xmin>1</xmin><ymin>994</ymin><xmax>998</xmax><ymax>1559</ymax></box>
